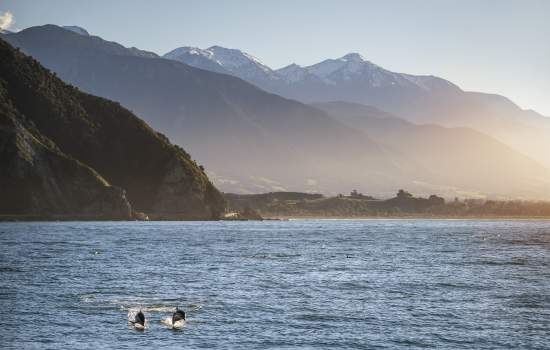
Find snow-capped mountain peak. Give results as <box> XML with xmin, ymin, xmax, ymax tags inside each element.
<box><xmin>164</xmin><ymin>45</ymin><xmax>278</xmax><ymax>81</ymax></box>
<box><xmin>163</xmin><ymin>46</ymin><xmax>227</xmax><ymax>74</ymax></box>
<box><xmin>302</xmin><ymin>53</ymin><xmax>374</xmax><ymax>81</ymax></box>
<box><xmin>164</xmin><ymin>46</ymin><xmax>215</xmax><ymax>61</ymax></box>
<box><xmin>206</xmin><ymin>46</ymin><xmax>272</xmax><ymax>74</ymax></box>
<box><xmin>162</xmin><ymin>46</ymin><xmax>459</xmax><ymax>93</ymax></box>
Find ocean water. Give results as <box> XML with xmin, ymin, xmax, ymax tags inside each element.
<box><xmin>1</xmin><ymin>220</ymin><xmax>549</xmax><ymax>349</ymax></box>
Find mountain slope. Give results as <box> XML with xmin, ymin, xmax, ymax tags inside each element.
<box><xmin>163</xmin><ymin>45</ymin><xmax>280</xmax><ymax>86</ymax></box>
<box><xmin>314</xmin><ymin>101</ymin><xmax>550</xmax><ymax>199</ymax></box>
<box><xmin>311</xmin><ymin>101</ymin><xmax>395</xmax><ymax>120</ymax></box>
<box><xmin>0</xmin><ymin>37</ymin><xmax>224</xmax><ymax>219</ymax></box>
<box><xmin>166</xmin><ymin>47</ymin><xmax>550</xmax><ymax>170</ymax></box>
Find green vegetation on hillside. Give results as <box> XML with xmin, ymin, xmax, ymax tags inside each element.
<box><xmin>225</xmin><ymin>190</ymin><xmax>550</xmax><ymax>218</ymax></box>
<box><xmin>0</xmin><ymin>38</ymin><xmax>225</xmax><ymax>219</ymax></box>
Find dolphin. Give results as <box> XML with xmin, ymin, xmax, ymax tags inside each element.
<box><xmin>128</xmin><ymin>309</ymin><xmax>146</xmax><ymax>330</ymax></box>
<box><xmin>162</xmin><ymin>307</ymin><xmax>186</xmax><ymax>329</ymax></box>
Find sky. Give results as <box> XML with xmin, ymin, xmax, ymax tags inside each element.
<box><xmin>1</xmin><ymin>0</ymin><xmax>549</xmax><ymax>116</ymax></box>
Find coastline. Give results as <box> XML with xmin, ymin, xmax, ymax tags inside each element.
<box><xmin>0</xmin><ymin>214</ymin><xmax>220</xmax><ymax>222</ymax></box>
<box><xmin>2</xmin><ymin>215</ymin><xmax>550</xmax><ymax>222</ymax></box>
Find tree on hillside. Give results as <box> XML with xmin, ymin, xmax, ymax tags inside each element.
<box><xmin>396</xmin><ymin>189</ymin><xmax>413</xmax><ymax>199</ymax></box>
<box><xmin>428</xmin><ymin>194</ymin><xmax>445</xmax><ymax>206</ymax></box>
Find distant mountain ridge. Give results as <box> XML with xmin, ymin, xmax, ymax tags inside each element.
<box><xmin>3</xmin><ymin>25</ymin><xmax>550</xmax><ymax>199</ymax></box>
<box><xmin>164</xmin><ymin>47</ymin><xmax>460</xmax><ymax>96</ymax></box>
<box><xmin>278</xmin><ymin>53</ymin><xmax>458</xmax><ymax>92</ymax></box>
<box><xmin>164</xmin><ymin>44</ymin><xmax>550</xmax><ymax>170</ymax></box>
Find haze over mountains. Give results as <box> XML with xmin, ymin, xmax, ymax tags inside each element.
<box><xmin>166</xmin><ymin>44</ymin><xmax>550</xmax><ymax>171</ymax></box>
<box><xmin>313</xmin><ymin>101</ymin><xmax>549</xmax><ymax>199</ymax></box>
<box><xmin>3</xmin><ymin>25</ymin><xmax>550</xmax><ymax>199</ymax></box>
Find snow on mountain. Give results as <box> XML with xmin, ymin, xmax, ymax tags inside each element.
<box><xmin>165</xmin><ymin>46</ymin><xmax>214</xmax><ymax>61</ymax></box>
<box><xmin>62</xmin><ymin>26</ymin><xmax>90</xmax><ymax>36</ymax></box>
<box><xmin>277</xmin><ymin>53</ymin><xmax>372</xmax><ymax>81</ymax></box>
<box><xmin>307</xmin><ymin>53</ymin><xmax>367</xmax><ymax>78</ymax></box>
<box><xmin>275</xmin><ymin>52</ymin><xmax>458</xmax><ymax>92</ymax></box>
<box><xmin>163</xmin><ymin>45</ymin><xmax>279</xmax><ymax>82</ymax></box>
<box><xmin>163</xmin><ymin>45</ymin><xmax>459</xmax><ymax>96</ymax></box>
<box><xmin>164</xmin><ymin>46</ymin><xmax>230</xmax><ymax>74</ymax></box>
<box><xmin>207</xmin><ymin>46</ymin><xmax>273</xmax><ymax>74</ymax></box>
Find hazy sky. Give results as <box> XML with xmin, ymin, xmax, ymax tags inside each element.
<box><xmin>2</xmin><ymin>0</ymin><xmax>549</xmax><ymax>115</ymax></box>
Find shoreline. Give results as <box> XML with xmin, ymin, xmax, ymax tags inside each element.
<box><xmin>2</xmin><ymin>215</ymin><xmax>550</xmax><ymax>222</ymax></box>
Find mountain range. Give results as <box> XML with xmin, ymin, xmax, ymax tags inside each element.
<box><xmin>3</xmin><ymin>25</ymin><xmax>549</xmax><ymax>199</ymax></box>
<box><xmin>164</xmin><ymin>44</ymin><xmax>550</xmax><ymax>171</ymax></box>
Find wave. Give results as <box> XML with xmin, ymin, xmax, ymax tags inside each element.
<box><xmin>246</xmin><ymin>252</ymin><xmax>302</xmax><ymax>259</ymax></box>
<box><xmin>118</xmin><ymin>302</ymin><xmax>202</xmax><ymax>313</ymax></box>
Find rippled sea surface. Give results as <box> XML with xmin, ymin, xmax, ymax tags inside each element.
<box><xmin>1</xmin><ymin>220</ymin><xmax>550</xmax><ymax>349</ymax></box>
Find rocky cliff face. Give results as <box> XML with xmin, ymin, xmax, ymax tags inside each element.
<box><xmin>0</xmin><ymin>103</ymin><xmax>132</xmax><ymax>218</ymax></box>
<box><xmin>0</xmin><ymin>38</ymin><xmax>225</xmax><ymax>219</ymax></box>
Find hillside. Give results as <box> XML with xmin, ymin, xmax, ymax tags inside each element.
<box><xmin>313</xmin><ymin>101</ymin><xmax>550</xmax><ymax>199</ymax></box>
<box><xmin>225</xmin><ymin>191</ymin><xmax>550</xmax><ymax>218</ymax></box>
<box><xmin>0</xmin><ymin>38</ymin><xmax>224</xmax><ymax>219</ymax></box>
